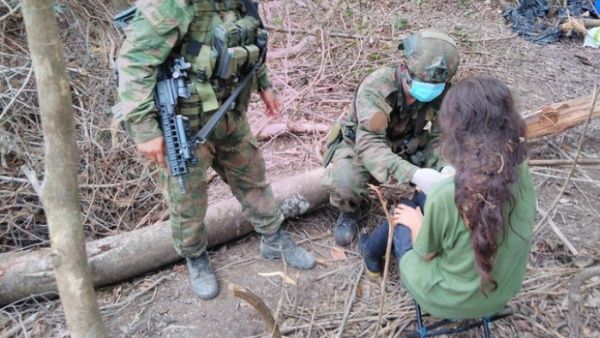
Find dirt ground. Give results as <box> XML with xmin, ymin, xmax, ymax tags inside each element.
<box><xmin>1</xmin><ymin>0</ymin><xmax>600</xmax><ymax>337</ymax></box>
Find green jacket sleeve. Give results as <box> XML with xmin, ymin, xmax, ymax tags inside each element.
<box><xmin>354</xmin><ymin>87</ymin><xmax>419</xmax><ymax>184</ymax></box>
<box><xmin>412</xmin><ymin>182</ymin><xmax>452</xmax><ymax>257</ymax></box>
<box><xmin>112</xmin><ymin>0</ymin><xmax>193</xmax><ymax>144</ymax></box>
<box><xmin>256</xmin><ymin>63</ymin><xmax>272</xmax><ymax>91</ymax></box>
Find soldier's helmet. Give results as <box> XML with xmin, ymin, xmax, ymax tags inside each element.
<box><xmin>399</xmin><ymin>28</ymin><xmax>460</xmax><ymax>83</ymax></box>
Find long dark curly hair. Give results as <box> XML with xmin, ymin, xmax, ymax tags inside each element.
<box><xmin>439</xmin><ymin>77</ymin><xmax>527</xmax><ymax>292</ymax></box>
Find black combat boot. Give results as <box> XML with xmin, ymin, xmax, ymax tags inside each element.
<box><xmin>334</xmin><ymin>211</ymin><xmax>359</xmax><ymax>246</ymax></box>
<box><xmin>261</xmin><ymin>229</ymin><xmax>316</xmax><ymax>269</ymax></box>
<box><xmin>186</xmin><ymin>252</ymin><xmax>219</xmax><ymax>300</ymax></box>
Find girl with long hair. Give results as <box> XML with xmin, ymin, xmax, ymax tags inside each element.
<box><xmin>359</xmin><ymin>77</ymin><xmax>536</xmax><ymax>318</ymax></box>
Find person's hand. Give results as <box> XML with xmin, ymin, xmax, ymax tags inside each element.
<box><xmin>393</xmin><ymin>204</ymin><xmax>424</xmax><ymax>241</ymax></box>
<box><xmin>259</xmin><ymin>88</ymin><xmax>282</xmax><ymax>118</ymax></box>
<box><xmin>410</xmin><ymin>168</ymin><xmax>444</xmax><ymax>193</ymax></box>
<box><xmin>136</xmin><ymin>136</ymin><xmax>167</xmax><ymax>169</ymax></box>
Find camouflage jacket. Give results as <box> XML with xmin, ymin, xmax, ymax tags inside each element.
<box><xmin>112</xmin><ymin>0</ymin><xmax>272</xmax><ymax>144</ymax></box>
<box><xmin>341</xmin><ymin>62</ymin><xmax>446</xmax><ymax>184</ymax></box>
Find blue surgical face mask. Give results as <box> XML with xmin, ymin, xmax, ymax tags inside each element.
<box><xmin>410</xmin><ymin>79</ymin><xmax>446</xmax><ymax>103</ymax></box>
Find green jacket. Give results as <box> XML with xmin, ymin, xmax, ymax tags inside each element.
<box><xmin>112</xmin><ymin>0</ymin><xmax>272</xmax><ymax>143</ymax></box>
<box><xmin>341</xmin><ymin>63</ymin><xmax>445</xmax><ymax>184</ymax></box>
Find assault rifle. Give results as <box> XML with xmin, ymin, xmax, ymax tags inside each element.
<box><xmin>115</xmin><ymin>1</ymin><xmax>268</xmax><ymax>193</ymax></box>
<box><xmin>155</xmin><ymin>57</ymin><xmax>197</xmax><ymax>192</ymax></box>
<box><xmin>158</xmin><ymin>36</ymin><xmax>267</xmax><ymax>192</ymax></box>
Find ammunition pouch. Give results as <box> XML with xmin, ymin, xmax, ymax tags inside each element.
<box><xmin>214</xmin><ymin>16</ymin><xmax>265</xmax><ymax>80</ymax></box>
<box><xmin>181</xmin><ymin>12</ymin><xmax>267</xmax><ymax>114</ymax></box>
<box><xmin>321</xmin><ymin>120</ymin><xmax>357</xmax><ymax>167</ymax></box>
<box><xmin>321</xmin><ymin>120</ymin><xmax>342</xmax><ymax>167</ymax></box>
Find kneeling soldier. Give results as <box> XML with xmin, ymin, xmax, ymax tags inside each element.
<box><xmin>322</xmin><ymin>28</ymin><xmax>460</xmax><ymax>246</ymax></box>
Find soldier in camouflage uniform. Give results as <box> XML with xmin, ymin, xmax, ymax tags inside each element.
<box><xmin>322</xmin><ymin>29</ymin><xmax>460</xmax><ymax>246</ymax></box>
<box><xmin>113</xmin><ymin>0</ymin><xmax>315</xmax><ymax>300</ymax></box>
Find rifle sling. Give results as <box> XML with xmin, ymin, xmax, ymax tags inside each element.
<box><xmin>193</xmin><ymin>58</ymin><xmax>263</xmax><ymax>145</ymax></box>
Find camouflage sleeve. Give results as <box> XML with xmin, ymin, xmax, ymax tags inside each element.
<box><xmin>354</xmin><ymin>87</ymin><xmax>418</xmax><ymax>184</ymax></box>
<box><xmin>256</xmin><ymin>63</ymin><xmax>272</xmax><ymax>91</ymax></box>
<box><xmin>112</xmin><ymin>0</ymin><xmax>193</xmax><ymax>144</ymax></box>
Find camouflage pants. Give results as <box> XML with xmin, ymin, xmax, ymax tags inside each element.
<box><xmin>322</xmin><ymin>141</ymin><xmax>441</xmax><ymax>214</ymax></box>
<box><xmin>160</xmin><ymin>109</ymin><xmax>283</xmax><ymax>257</ymax></box>
<box><xmin>321</xmin><ymin>141</ymin><xmax>372</xmax><ymax>213</ymax></box>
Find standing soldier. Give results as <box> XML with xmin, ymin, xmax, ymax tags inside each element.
<box><xmin>322</xmin><ymin>29</ymin><xmax>460</xmax><ymax>246</ymax></box>
<box><xmin>113</xmin><ymin>0</ymin><xmax>315</xmax><ymax>300</ymax></box>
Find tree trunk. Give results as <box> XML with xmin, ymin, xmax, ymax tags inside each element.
<box><xmin>0</xmin><ymin>169</ymin><xmax>328</xmax><ymax>305</ymax></box>
<box><xmin>20</xmin><ymin>0</ymin><xmax>107</xmax><ymax>337</ymax></box>
<box><xmin>525</xmin><ymin>95</ymin><xmax>600</xmax><ymax>140</ymax></box>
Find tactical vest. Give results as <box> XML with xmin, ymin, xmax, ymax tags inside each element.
<box><xmin>177</xmin><ymin>0</ymin><xmax>266</xmax><ymax>125</ymax></box>
<box><xmin>341</xmin><ymin>65</ymin><xmax>443</xmax><ymax>165</ymax></box>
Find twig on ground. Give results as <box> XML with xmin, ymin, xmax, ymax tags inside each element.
<box><xmin>266</xmin><ymin>24</ymin><xmax>398</xmax><ymax>41</ymax></box>
<box><xmin>537</xmin><ymin>207</ymin><xmax>578</xmax><ymax>256</ymax></box>
<box><xmin>368</xmin><ymin>184</ymin><xmax>396</xmax><ymax>338</ymax></box>
<box><xmin>229</xmin><ymin>283</ymin><xmax>282</xmax><ymax>338</ymax></box>
<box><xmin>20</xmin><ymin>166</ymin><xmax>41</xmax><ymax>196</ymax></box>
<box><xmin>568</xmin><ymin>265</ymin><xmax>600</xmax><ymax>338</ymax></box>
<box><xmin>528</xmin><ymin>159</ymin><xmax>600</xmax><ymax>166</ymax></box>
<box><xmin>269</xmin><ymin>36</ymin><xmax>315</xmax><ymax>59</ymax></box>
<box><xmin>101</xmin><ymin>276</ymin><xmax>168</xmax><ymax>315</ymax></box>
<box><xmin>335</xmin><ymin>263</ymin><xmax>364</xmax><ymax>338</ymax></box>
<box><xmin>534</xmin><ymin>85</ymin><xmax>599</xmax><ymax>233</ymax></box>
<box><xmin>306</xmin><ymin>304</ymin><xmax>317</xmax><ymax>338</ymax></box>
<box><xmin>0</xmin><ymin>313</ymin><xmax>37</xmax><ymax>338</ymax></box>
<box><xmin>254</xmin><ymin>121</ymin><xmax>330</xmax><ymax>141</ymax></box>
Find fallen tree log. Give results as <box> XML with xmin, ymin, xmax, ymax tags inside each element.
<box><xmin>254</xmin><ymin>121</ymin><xmax>330</xmax><ymax>141</ymax></box>
<box><xmin>525</xmin><ymin>95</ymin><xmax>600</xmax><ymax>140</ymax></box>
<box><xmin>0</xmin><ymin>169</ymin><xmax>327</xmax><ymax>305</ymax></box>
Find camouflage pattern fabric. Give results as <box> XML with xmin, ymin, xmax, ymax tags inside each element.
<box><xmin>401</xmin><ymin>29</ymin><xmax>460</xmax><ymax>83</ymax></box>
<box><xmin>114</xmin><ymin>0</ymin><xmax>281</xmax><ymax>257</ymax></box>
<box><xmin>112</xmin><ymin>0</ymin><xmax>272</xmax><ymax>144</ymax></box>
<box><xmin>161</xmin><ymin>108</ymin><xmax>282</xmax><ymax>257</ymax></box>
<box><xmin>322</xmin><ymin>63</ymin><xmax>445</xmax><ymax>213</ymax></box>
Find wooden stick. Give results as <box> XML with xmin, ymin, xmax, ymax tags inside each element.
<box><xmin>534</xmin><ymin>86</ymin><xmax>599</xmax><ymax>233</ymax></box>
<box><xmin>568</xmin><ymin>265</ymin><xmax>600</xmax><ymax>338</ymax></box>
<box><xmin>368</xmin><ymin>184</ymin><xmax>396</xmax><ymax>338</ymax></box>
<box><xmin>334</xmin><ymin>263</ymin><xmax>364</xmax><ymax>338</ymax></box>
<box><xmin>269</xmin><ymin>36</ymin><xmax>315</xmax><ymax>59</ymax></box>
<box><xmin>229</xmin><ymin>283</ymin><xmax>282</xmax><ymax>338</ymax></box>
<box><xmin>537</xmin><ymin>207</ymin><xmax>578</xmax><ymax>256</ymax></box>
<box><xmin>528</xmin><ymin>159</ymin><xmax>600</xmax><ymax>166</ymax></box>
<box><xmin>253</xmin><ymin>121</ymin><xmax>330</xmax><ymax>141</ymax></box>
<box><xmin>265</xmin><ymin>24</ymin><xmax>397</xmax><ymax>41</ymax></box>
<box><xmin>0</xmin><ymin>313</ymin><xmax>38</xmax><ymax>338</ymax></box>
